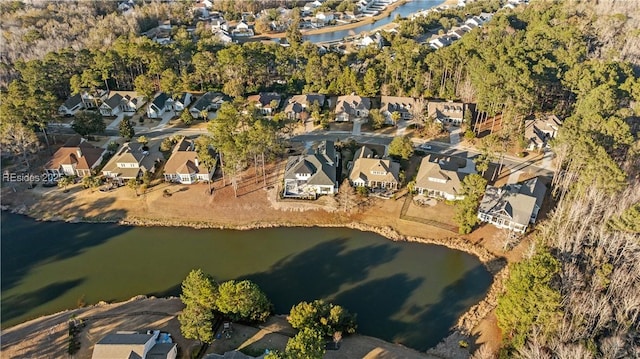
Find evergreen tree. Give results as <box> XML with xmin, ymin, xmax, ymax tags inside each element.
<box><xmin>215</xmin><ymin>280</ymin><xmax>272</xmax><ymax>322</ymax></box>
<box><xmin>388</xmin><ymin>135</ymin><xmax>414</xmax><ymax>160</ymax></box>
<box><xmin>72</xmin><ymin>111</ymin><xmax>105</xmax><ymax>137</ymax></box>
<box><xmin>119</xmin><ymin>119</ymin><xmax>135</xmax><ymax>139</ymax></box>
<box><xmin>285</xmin><ymin>328</ymin><xmax>325</xmax><ymax>359</ymax></box>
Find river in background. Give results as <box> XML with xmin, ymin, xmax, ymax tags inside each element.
<box><xmin>1</xmin><ymin>212</ymin><xmax>491</xmax><ymax>350</ymax></box>
<box><xmin>305</xmin><ymin>0</ymin><xmax>445</xmax><ymax>43</ymax></box>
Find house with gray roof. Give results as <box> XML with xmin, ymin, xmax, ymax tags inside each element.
<box><xmin>283</xmin><ymin>141</ymin><xmax>339</xmax><ymax>198</ymax></box>
<box><xmin>190</xmin><ymin>92</ymin><xmax>230</xmax><ymax>118</ymax></box>
<box><xmin>349</xmin><ymin>146</ymin><xmax>400</xmax><ymax>191</ymax></box>
<box><xmin>380</xmin><ymin>96</ymin><xmax>415</xmax><ymax>124</ymax></box>
<box><xmin>335</xmin><ymin>94</ymin><xmax>371</xmax><ymax>122</ymax></box>
<box><xmin>284</xmin><ymin>94</ymin><xmax>325</xmax><ymax>120</ymax></box>
<box><xmin>99</xmin><ymin>91</ymin><xmax>146</xmax><ymax>117</ymax></box>
<box><xmin>102</xmin><ymin>142</ymin><xmax>163</xmax><ymax>185</ymax></box>
<box><xmin>525</xmin><ymin>114</ymin><xmax>562</xmax><ymax>151</ymax></box>
<box><xmin>58</xmin><ymin>94</ymin><xmax>85</xmax><ymax>116</ymax></box>
<box><xmin>427</xmin><ymin>100</ymin><xmax>467</xmax><ymax>125</ymax></box>
<box><xmin>91</xmin><ymin>330</ymin><xmax>177</xmax><ymax>359</ymax></box>
<box><xmin>414</xmin><ymin>155</ymin><xmax>472</xmax><ymax>201</ymax></box>
<box><xmin>147</xmin><ymin>92</ymin><xmax>171</xmax><ymax>118</ymax></box>
<box><xmin>477</xmin><ymin>177</ymin><xmax>547</xmax><ymax>233</ymax></box>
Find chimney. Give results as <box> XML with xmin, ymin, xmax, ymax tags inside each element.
<box><xmin>195</xmin><ymin>158</ymin><xmax>200</xmax><ymax>167</ymax></box>
<box><xmin>76</xmin><ymin>149</ymin><xmax>83</xmax><ymax>158</ymax></box>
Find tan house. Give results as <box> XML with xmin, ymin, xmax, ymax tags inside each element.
<box><xmin>44</xmin><ymin>136</ymin><xmax>105</xmax><ymax>178</ymax></box>
<box><xmin>380</xmin><ymin>96</ymin><xmax>415</xmax><ymax>124</ymax></box>
<box><xmin>349</xmin><ymin>146</ymin><xmax>400</xmax><ymax>190</ymax></box>
<box><xmin>247</xmin><ymin>92</ymin><xmax>282</xmax><ymax>115</ymax></box>
<box><xmin>427</xmin><ymin>100</ymin><xmax>466</xmax><ymax>125</ymax></box>
<box><xmin>284</xmin><ymin>94</ymin><xmax>325</xmax><ymax>120</ymax></box>
<box><xmin>163</xmin><ymin>138</ymin><xmax>215</xmax><ymax>184</ymax></box>
<box><xmin>525</xmin><ymin>114</ymin><xmax>561</xmax><ymax>151</ymax></box>
<box><xmin>102</xmin><ymin>142</ymin><xmax>161</xmax><ymax>185</ymax></box>
<box><xmin>92</xmin><ymin>330</ymin><xmax>177</xmax><ymax>359</ymax></box>
<box><xmin>414</xmin><ymin>156</ymin><xmax>469</xmax><ymax>201</ymax></box>
<box><xmin>335</xmin><ymin>94</ymin><xmax>371</xmax><ymax>122</ymax></box>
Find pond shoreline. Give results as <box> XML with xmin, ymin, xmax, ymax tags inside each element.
<box><xmin>3</xmin><ymin>205</ymin><xmax>508</xmax><ymax>347</ymax></box>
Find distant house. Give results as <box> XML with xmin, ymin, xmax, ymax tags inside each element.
<box><xmin>210</xmin><ymin>18</ymin><xmax>228</xmax><ymax>31</ymax></box>
<box><xmin>349</xmin><ymin>146</ymin><xmax>400</xmax><ymax>191</ymax></box>
<box><xmin>44</xmin><ymin>136</ymin><xmax>105</xmax><ymax>178</ymax></box>
<box><xmin>231</xmin><ymin>21</ymin><xmax>254</xmax><ymax>37</ymax></box>
<box><xmin>315</xmin><ymin>12</ymin><xmax>335</xmax><ymax>24</ymax></box>
<box><xmin>102</xmin><ymin>142</ymin><xmax>161</xmax><ymax>185</ymax></box>
<box><xmin>163</xmin><ymin>138</ymin><xmax>215</xmax><ymax>184</ymax></box>
<box><xmin>447</xmin><ymin>26</ymin><xmax>468</xmax><ymax>40</ymax></box>
<box><xmin>380</xmin><ymin>96</ymin><xmax>415</xmax><ymax>124</ymax></box>
<box><xmin>414</xmin><ymin>155</ymin><xmax>471</xmax><ymax>201</ymax></box>
<box><xmin>525</xmin><ymin>115</ymin><xmax>561</xmax><ymax>151</ymax></box>
<box><xmin>213</xmin><ymin>29</ymin><xmax>233</xmax><ymax>44</ymax></box>
<box><xmin>147</xmin><ymin>92</ymin><xmax>171</xmax><ymax>118</ymax></box>
<box><xmin>247</xmin><ymin>92</ymin><xmax>282</xmax><ymax>115</ymax></box>
<box><xmin>427</xmin><ymin>100</ymin><xmax>466</xmax><ymax>125</ymax></box>
<box><xmin>99</xmin><ymin>91</ymin><xmax>145</xmax><ymax>117</ymax></box>
<box><xmin>284</xmin><ymin>94</ymin><xmax>325</xmax><ymax>120</ymax></box>
<box><xmin>335</xmin><ymin>94</ymin><xmax>371</xmax><ymax>122</ymax></box>
<box><xmin>477</xmin><ymin>177</ymin><xmax>547</xmax><ymax>233</ymax></box>
<box><xmin>356</xmin><ymin>32</ymin><xmax>384</xmax><ymax>48</ymax></box>
<box><xmin>283</xmin><ymin>140</ymin><xmax>339</xmax><ymax>198</ymax></box>
<box><xmin>58</xmin><ymin>94</ymin><xmax>85</xmax><ymax>116</ymax></box>
<box><xmin>81</xmin><ymin>90</ymin><xmax>108</xmax><ymax>109</ymax></box>
<box><xmin>91</xmin><ymin>330</ymin><xmax>177</xmax><ymax>359</ymax></box>
<box><xmin>172</xmin><ymin>93</ymin><xmax>193</xmax><ymax>112</ymax></box>
<box><xmin>190</xmin><ymin>92</ymin><xmax>230</xmax><ymax>118</ymax></box>
<box><xmin>428</xmin><ymin>35</ymin><xmax>452</xmax><ymax>49</ymax></box>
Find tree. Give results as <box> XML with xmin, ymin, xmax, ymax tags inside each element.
<box><xmin>127</xmin><ymin>178</ymin><xmax>139</xmax><ymax>196</ymax></box>
<box><xmin>134</xmin><ymin>73</ymin><xmax>156</xmax><ymax>100</ymax></box>
<box><xmin>607</xmin><ymin>203</ymin><xmax>640</xmax><ymax>234</ymax></box>
<box><xmin>71</xmin><ymin>111</ymin><xmax>106</xmax><ymax>137</ymax></box>
<box><xmin>390</xmin><ymin>111</ymin><xmax>401</xmax><ymax>127</ymax></box>
<box><xmin>285</xmin><ymin>328</ymin><xmax>325</xmax><ymax>359</ymax></box>
<box><xmin>181</xmin><ymin>109</ymin><xmax>194</xmax><ymax>125</ymax></box>
<box><xmin>160</xmin><ymin>69</ymin><xmax>180</xmax><ymax>95</ymax></box>
<box><xmin>82</xmin><ymin>175</ymin><xmax>101</xmax><ymax>192</ymax></box>
<box><xmin>388</xmin><ymin>135</ymin><xmax>414</xmax><ymax>160</ymax></box>
<box><xmin>362</xmin><ymin>68</ymin><xmax>378</xmax><ymax>97</ymax></box>
<box><xmin>453</xmin><ymin>174</ymin><xmax>487</xmax><ymax>234</ymax></box>
<box><xmin>286</xmin><ymin>9</ymin><xmax>302</xmax><ymax>50</ymax></box>
<box><xmin>57</xmin><ymin>176</ymin><xmax>75</xmax><ymax>191</ymax></box>
<box><xmin>119</xmin><ymin>119</ymin><xmax>135</xmax><ymax>139</ymax></box>
<box><xmin>369</xmin><ymin>109</ymin><xmax>385</xmax><ymax>130</ymax></box>
<box><xmin>137</xmin><ymin>135</ymin><xmax>148</xmax><ymax>147</ymax></box>
<box><xmin>337</xmin><ymin>179</ymin><xmax>358</xmax><ymax>213</ymax></box>
<box><xmin>215</xmin><ymin>280</ymin><xmax>272</xmax><ymax>322</ymax></box>
<box><xmin>179</xmin><ymin>269</ymin><xmax>219</xmax><ymax>343</ymax></box>
<box><xmin>0</xmin><ymin>122</ymin><xmax>39</xmax><ymax>170</ymax></box>
<box><xmin>288</xmin><ymin>300</ymin><xmax>357</xmax><ymax>336</ymax></box>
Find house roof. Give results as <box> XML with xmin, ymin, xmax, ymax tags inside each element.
<box><xmin>204</xmin><ymin>350</ymin><xmax>265</xmax><ymax>359</ymax></box>
<box><xmin>147</xmin><ymin>343</ymin><xmax>177</xmax><ymax>359</ymax></box>
<box><xmin>247</xmin><ymin>92</ymin><xmax>282</xmax><ymax>108</ymax></box>
<box><xmin>103</xmin><ymin>93</ymin><xmax>123</xmax><ymax>110</ymax></box>
<box><xmin>152</xmin><ymin>92</ymin><xmax>170</xmax><ymax>109</ymax></box>
<box><xmin>63</xmin><ymin>94</ymin><xmax>83</xmax><ymax>109</ymax></box>
<box><xmin>524</xmin><ymin>115</ymin><xmax>562</xmax><ymax>145</ymax></box>
<box><xmin>176</xmin><ymin>92</ymin><xmax>190</xmax><ymax>104</ymax></box>
<box><xmin>91</xmin><ymin>333</ymin><xmax>153</xmax><ymax>359</ymax></box>
<box><xmin>380</xmin><ymin>96</ymin><xmax>415</xmax><ymax>114</ymax></box>
<box><xmin>191</xmin><ymin>92</ymin><xmax>229</xmax><ymax>112</ymax></box>
<box><xmin>284</xmin><ymin>141</ymin><xmax>336</xmax><ymax>187</ymax></box>
<box><xmin>478</xmin><ymin>177</ymin><xmax>547</xmax><ymax>227</ymax></box>
<box><xmin>164</xmin><ymin>138</ymin><xmax>213</xmax><ymax>175</ymax></box>
<box><xmin>427</xmin><ymin>100</ymin><xmax>465</xmax><ymax>120</ymax></box>
<box><xmin>284</xmin><ymin>94</ymin><xmax>325</xmax><ymax>114</ymax></box>
<box><xmin>45</xmin><ymin>140</ymin><xmax>104</xmax><ymax>171</ymax></box>
<box><xmin>414</xmin><ymin>156</ymin><xmax>467</xmax><ymax>197</ymax></box>
<box><xmin>335</xmin><ymin>95</ymin><xmax>371</xmax><ymax>114</ymax></box>
<box><xmin>349</xmin><ymin>146</ymin><xmax>400</xmax><ymax>185</ymax></box>
<box><xmin>102</xmin><ymin>142</ymin><xmax>161</xmax><ymax>176</ymax></box>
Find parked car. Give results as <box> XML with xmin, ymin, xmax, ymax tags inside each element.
<box><xmin>42</xmin><ymin>181</ymin><xmax>58</xmax><ymax>188</ymax></box>
<box><xmin>418</xmin><ymin>144</ymin><xmax>432</xmax><ymax>150</ymax></box>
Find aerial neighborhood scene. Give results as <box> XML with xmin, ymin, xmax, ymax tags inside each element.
<box><xmin>1</xmin><ymin>0</ymin><xmax>639</xmax><ymax>358</ymax></box>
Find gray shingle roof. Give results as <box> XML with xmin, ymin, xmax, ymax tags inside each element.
<box><xmin>283</xmin><ymin>141</ymin><xmax>336</xmax><ymax>187</ymax></box>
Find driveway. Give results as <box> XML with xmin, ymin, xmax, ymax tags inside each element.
<box><xmin>449</xmin><ymin>126</ymin><xmax>462</xmax><ymax>145</ymax></box>
<box><xmin>105</xmin><ymin>113</ymin><xmax>126</xmax><ymax>131</ymax></box>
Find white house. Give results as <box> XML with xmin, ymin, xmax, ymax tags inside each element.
<box><xmin>231</xmin><ymin>21</ymin><xmax>254</xmax><ymax>37</ymax></box>
<box><xmin>380</xmin><ymin>96</ymin><xmax>415</xmax><ymax>124</ymax></box>
<box><xmin>349</xmin><ymin>146</ymin><xmax>400</xmax><ymax>191</ymax></box>
<box><xmin>102</xmin><ymin>142</ymin><xmax>161</xmax><ymax>185</ymax></box>
<box><xmin>147</xmin><ymin>92</ymin><xmax>170</xmax><ymax>118</ymax></box>
<box><xmin>525</xmin><ymin>115</ymin><xmax>562</xmax><ymax>151</ymax></box>
<box><xmin>414</xmin><ymin>156</ymin><xmax>472</xmax><ymax>201</ymax></box>
<box><xmin>172</xmin><ymin>93</ymin><xmax>193</xmax><ymax>112</ymax></box>
<box><xmin>44</xmin><ymin>136</ymin><xmax>105</xmax><ymax>178</ymax></box>
<box><xmin>283</xmin><ymin>141</ymin><xmax>339</xmax><ymax>198</ymax></box>
<box><xmin>91</xmin><ymin>331</ymin><xmax>177</xmax><ymax>359</ymax></box>
<box><xmin>190</xmin><ymin>92</ymin><xmax>229</xmax><ymax>118</ymax></box>
<box><xmin>247</xmin><ymin>92</ymin><xmax>282</xmax><ymax>115</ymax></box>
<box><xmin>315</xmin><ymin>12</ymin><xmax>335</xmax><ymax>24</ymax></box>
<box><xmin>99</xmin><ymin>91</ymin><xmax>145</xmax><ymax>117</ymax></box>
<box><xmin>58</xmin><ymin>94</ymin><xmax>85</xmax><ymax>116</ymax></box>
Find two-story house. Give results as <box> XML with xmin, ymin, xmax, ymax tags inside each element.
<box><xmin>349</xmin><ymin>146</ymin><xmax>400</xmax><ymax>190</ymax></box>
<box><xmin>427</xmin><ymin>100</ymin><xmax>466</xmax><ymax>125</ymax></box>
<box><xmin>102</xmin><ymin>142</ymin><xmax>160</xmax><ymax>185</ymax></box>
<box><xmin>247</xmin><ymin>92</ymin><xmax>282</xmax><ymax>115</ymax></box>
<box><xmin>99</xmin><ymin>91</ymin><xmax>145</xmax><ymax>117</ymax></box>
<box><xmin>190</xmin><ymin>92</ymin><xmax>230</xmax><ymax>118</ymax></box>
<box><xmin>414</xmin><ymin>156</ymin><xmax>471</xmax><ymax>201</ymax></box>
<box><xmin>335</xmin><ymin>95</ymin><xmax>371</xmax><ymax>122</ymax></box>
<box><xmin>525</xmin><ymin>114</ymin><xmax>562</xmax><ymax>151</ymax></box>
<box><xmin>44</xmin><ymin>136</ymin><xmax>106</xmax><ymax>178</ymax></box>
<box><xmin>58</xmin><ymin>94</ymin><xmax>85</xmax><ymax>117</ymax></box>
<box><xmin>477</xmin><ymin>177</ymin><xmax>547</xmax><ymax>233</ymax></box>
<box><xmin>163</xmin><ymin>138</ymin><xmax>215</xmax><ymax>184</ymax></box>
<box><xmin>147</xmin><ymin>92</ymin><xmax>171</xmax><ymax>118</ymax></box>
<box><xmin>284</xmin><ymin>94</ymin><xmax>325</xmax><ymax>120</ymax></box>
<box><xmin>283</xmin><ymin>140</ymin><xmax>339</xmax><ymax>198</ymax></box>
<box><xmin>380</xmin><ymin>96</ymin><xmax>415</xmax><ymax>124</ymax></box>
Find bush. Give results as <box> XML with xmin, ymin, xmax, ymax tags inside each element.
<box><xmin>288</xmin><ymin>300</ymin><xmax>357</xmax><ymax>336</ymax></box>
<box><xmin>356</xmin><ymin>186</ymin><xmax>369</xmax><ymax>196</ymax></box>
<box><xmin>160</xmin><ymin>138</ymin><xmax>174</xmax><ymax>152</ymax></box>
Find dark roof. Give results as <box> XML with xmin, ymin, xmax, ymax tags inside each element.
<box><xmin>283</xmin><ymin>141</ymin><xmax>336</xmax><ymax>187</ymax></box>
<box><xmin>96</xmin><ymin>333</ymin><xmax>153</xmax><ymax>345</ymax></box>
<box><xmin>63</xmin><ymin>94</ymin><xmax>83</xmax><ymax>109</ymax></box>
<box><xmin>152</xmin><ymin>93</ymin><xmax>170</xmax><ymax>108</ymax></box>
<box><xmin>104</xmin><ymin>93</ymin><xmax>123</xmax><ymax>109</ymax></box>
<box><xmin>248</xmin><ymin>92</ymin><xmax>282</xmax><ymax>107</ymax></box>
<box><xmin>147</xmin><ymin>343</ymin><xmax>177</xmax><ymax>359</ymax></box>
<box><xmin>191</xmin><ymin>92</ymin><xmax>228</xmax><ymax>111</ymax></box>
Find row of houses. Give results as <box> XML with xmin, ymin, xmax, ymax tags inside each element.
<box><xmin>428</xmin><ymin>13</ymin><xmax>493</xmax><ymax>50</ymax></box>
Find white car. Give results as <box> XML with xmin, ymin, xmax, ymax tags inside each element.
<box><xmin>418</xmin><ymin>144</ymin><xmax>432</xmax><ymax>150</ymax></box>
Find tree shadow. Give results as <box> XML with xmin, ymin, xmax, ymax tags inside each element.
<box><xmin>1</xmin><ymin>278</ymin><xmax>85</xmax><ymax>322</ymax></box>
<box><xmin>239</xmin><ymin>238</ymin><xmax>402</xmax><ymax>314</ymax></box>
<box><xmin>1</xmin><ymin>212</ymin><xmax>131</xmax><ymax>292</ymax></box>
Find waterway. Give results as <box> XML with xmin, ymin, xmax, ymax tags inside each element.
<box><xmin>0</xmin><ymin>212</ymin><xmax>491</xmax><ymax>350</ymax></box>
<box><xmin>304</xmin><ymin>0</ymin><xmax>445</xmax><ymax>43</ymax></box>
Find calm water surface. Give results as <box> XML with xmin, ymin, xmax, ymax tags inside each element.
<box><xmin>1</xmin><ymin>212</ymin><xmax>491</xmax><ymax>350</ymax></box>
<box><xmin>305</xmin><ymin>0</ymin><xmax>445</xmax><ymax>43</ymax></box>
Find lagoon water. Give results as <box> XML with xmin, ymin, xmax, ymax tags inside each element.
<box><xmin>1</xmin><ymin>212</ymin><xmax>491</xmax><ymax>350</ymax></box>
<box><xmin>305</xmin><ymin>0</ymin><xmax>445</xmax><ymax>43</ymax></box>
